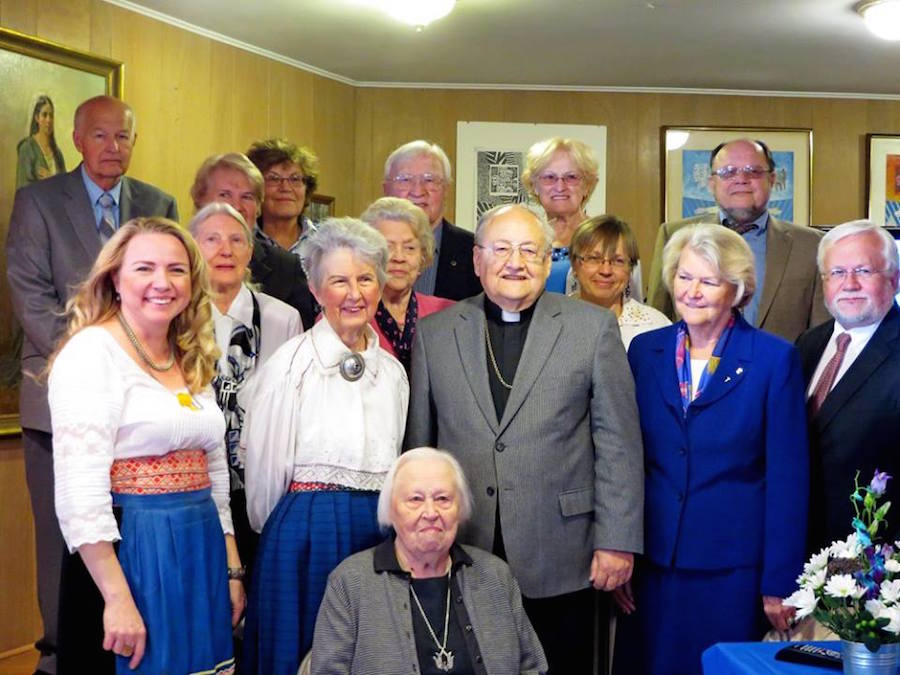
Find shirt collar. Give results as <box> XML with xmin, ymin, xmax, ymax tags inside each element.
<box><xmin>310</xmin><ymin>316</ymin><xmax>382</xmax><ymax>378</ymax></box>
<box><xmin>218</xmin><ymin>284</ymin><xmax>254</xmax><ymax>329</ymax></box>
<box><xmin>832</xmin><ymin>315</ymin><xmax>884</xmax><ymax>340</ymax></box>
<box><xmin>718</xmin><ymin>208</ymin><xmax>769</xmax><ymax>233</ymax></box>
<box><xmin>81</xmin><ymin>164</ymin><xmax>122</xmax><ymax>205</ymax></box>
<box><xmin>373</xmin><ymin>537</ymin><xmax>474</xmax><ymax>576</ymax></box>
<box><xmin>484</xmin><ymin>295</ymin><xmax>537</xmax><ymax>324</ymax></box>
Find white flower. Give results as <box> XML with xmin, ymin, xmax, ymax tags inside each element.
<box><xmin>873</xmin><ymin>604</ymin><xmax>900</xmax><ymax>635</ymax></box>
<box><xmin>804</xmin><ymin>548</ymin><xmax>831</xmax><ymax>574</ymax></box>
<box><xmin>785</xmin><ymin>587</ymin><xmax>818</xmax><ymax>619</ymax></box>
<box><xmin>831</xmin><ymin>534</ymin><xmax>862</xmax><ymax>559</ymax></box>
<box><xmin>825</xmin><ymin>574</ymin><xmax>866</xmax><ymax>599</ymax></box>
<box><xmin>803</xmin><ymin>568</ymin><xmax>827</xmax><ymax>590</ymax></box>
<box><xmin>881</xmin><ymin>579</ymin><xmax>900</xmax><ymax>604</ymax></box>
<box><xmin>886</xmin><ymin>558</ymin><xmax>900</xmax><ymax>573</ymax></box>
<box><xmin>867</xmin><ymin>599</ymin><xmax>886</xmax><ymax>616</ymax></box>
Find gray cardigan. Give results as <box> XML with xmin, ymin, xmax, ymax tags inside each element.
<box><xmin>311</xmin><ymin>541</ymin><xmax>547</xmax><ymax>675</ymax></box>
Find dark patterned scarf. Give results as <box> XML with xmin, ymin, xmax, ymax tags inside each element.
<box><xmin>212</xmin><ymin>291</ymin><xmax>261</xmax><ymax>490</ymax></box>
<box><xmin>374</xmin><ymin>292</ymin><xmax>418</xmax><ymax>373</ymax></box>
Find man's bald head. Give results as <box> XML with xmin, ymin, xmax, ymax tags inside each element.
<box><xmin>73</xmin><ymin>96</ymin><xmax>136</xmax><ymax>191</ymax></box>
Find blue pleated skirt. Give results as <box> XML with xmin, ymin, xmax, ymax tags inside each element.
<box><xmin>113</xmin><ymin>489</ymin><xmax>235</xmax><ymax>675</ymax></box>
<box><xmin>243</xmin><ymin>489</ymin><xmax>383</xmax><ymax>675</ymax></box>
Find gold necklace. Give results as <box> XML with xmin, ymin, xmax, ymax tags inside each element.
<box><xmin>117</xmin><ymin>312</ymin><xmax>175</xmax><ymax>372</ymax></box>
<box><xmin>484</xmin><ymin>324</ymin><xmax>513</xmax><ymax>390</ymax></box>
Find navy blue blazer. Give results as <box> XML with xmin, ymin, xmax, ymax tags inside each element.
<box><xmin>628</xmin><ymin>315</ymin><xmax>809</xmax><ymax>597</ymax></box>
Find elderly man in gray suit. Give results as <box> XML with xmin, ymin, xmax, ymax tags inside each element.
<box><xmin>6</xmin><ymin>94</ymin><xmax>177</xmax><ymax>674</ymax></box>
<box><xmin>406</xmin><ymin>203</ymin><xmax>644</xmax><ymax>673</ymax></box>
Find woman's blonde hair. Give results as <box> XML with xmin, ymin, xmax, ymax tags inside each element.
<box><xmin>53</xmin><ymin>217</ymin><xmax>219</xmax><ymax>393</ymax></box>
<box><xmin>521</xmin><ymin>137</ymin><xmax>599</xmax><ymax>207</ymax></box>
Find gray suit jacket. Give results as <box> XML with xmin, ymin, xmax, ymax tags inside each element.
<box><xmin>311</xmin><ymin>542</ymin><xmax>547</xmax><ymax>675</ymax></box>
<box><xmin>646</xmin><ymin>215</ymin><xmax>828</xmax><ymax>342</ymax></box>
<box><xmin>405</xmin><ymin>292</ymin><xmax>644</xmax><ymax>598</ymax></box>
<box><xmin>6</xmin><ymin>166</ymin><xmax>178</xmax><ymax>431</ymax></box>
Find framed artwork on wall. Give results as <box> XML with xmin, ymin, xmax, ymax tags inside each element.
<box><xmin>455</xmin><ymin>121</ymin><xmax>607</xmax><ymax>233</ymax></box>
<box><xmin>0</xmin><ymin>28</ymin><xmax>123</xmax><ymax>436</ymax></box>
<box><xmin>661</xmin><ymin>126</ymin><xmax>813</xmax><ymax>227</ymax></box>
<box><xmin>306</xmin><ymin>193</ymin><xmax>335</xmax><ymax>223</ymax></box>
<box><xmin>866</xmin><ymin>134</ymin><xmax>900</xmax><ymax>227</ymax></box>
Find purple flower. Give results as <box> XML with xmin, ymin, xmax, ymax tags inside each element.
<box><xmin>870</xmin><ymin>470</ymin><xmax>892</xmax><ymax>497</ymax></box>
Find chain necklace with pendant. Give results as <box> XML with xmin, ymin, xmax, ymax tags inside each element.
<box><xmin>409</xmin><ymin>567</ymin><xmax>455</xmax><ymax>672</ymax></box>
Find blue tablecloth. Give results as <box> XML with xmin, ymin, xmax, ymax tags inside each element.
<box><xmin>702</xmin><ymin>641</ymin><xmax>841</xmax><ymax>674</ymax></box>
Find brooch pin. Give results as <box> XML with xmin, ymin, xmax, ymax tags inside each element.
<box><xmin>339</xmin><ymin>353</ymin><xmax>365</xmax><ymax>382</ymax></box>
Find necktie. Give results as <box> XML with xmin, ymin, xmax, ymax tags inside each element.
<box><xmin>98</xmin><ymin>192</ymin><xmax>116</xmax><ymax>242</ymax></box>
<box><xmin>808</xmin><ymin>332</ymin><xmax>851</xmax><ymax>416</ymax></box>
<box><xmin>724</xmin><ymin>218</ymin><xmax>759</xmax><ymax>236</ymax></box>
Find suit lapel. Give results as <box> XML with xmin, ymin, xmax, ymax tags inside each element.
<box><xmin>817</xmin><ymin>306</ymin><xmax>900</xmax><ymax>429</ymax></box>
<box><xmin>690</xmin><ymin>318</ymin><xmax>754</xmax><ymax>409</ymax></box>
<box><xmin>119</xmin><ymin>176</ymin><xmax>135</xmax><ymax>224</ymax></box>
<box><xmin>799</xmin><ymin>321</ymin><xmax>834</xmax><ymax>382</ymax></box>
<box><xmin>757</xmin><ymin>217</ymin><xmax>790</xmax><ymax>327</ymax></box>
<box><xmin>454</xmin><ymin>297</ymin><xmax>499</xmax><ymax>433</ymax></box>
<box><xmin>647</xmin><ymin>331</ymin><xmax>684</xmax><ymax>419</ymax></box>
<box><xmin>63</xmin><ymin>167</ymin><xmax>102</xmax><ymax>261</ymax></box>
<box><xmin>497</xmin><ymin>294</ymin><xmax>562</xmax><ymax>433</ymax></box>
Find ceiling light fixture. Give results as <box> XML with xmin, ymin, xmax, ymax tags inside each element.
<box><xmin>379</xmin><ymin>0</ymin><xmax>456</xmax><ymax>30</ymax></box>
<box><xmin>856</xmin><ymin>0</ymin><xmax>900</xmax><ymax>41</ymax></box>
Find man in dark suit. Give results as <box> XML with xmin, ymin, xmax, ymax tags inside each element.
<box><xmin>647</xmin><ymin>138</ymin><xmax>828</xmax><ymax>342</ymax></box>
<box><xmin>6</xmin><ymin>95</ymin><xmax>177</xmax><ymax>674</ymax></box>
<box><xmin>383</xmin><ymin>140</ymin><xmax>481</xmax><ymax>300</ymax></box>
<box><xmin>797</xmin><ymin>220</ymin><xmax>900</xmax><ymax>553</ymax></box>
<box><xmin>406</xmin><ymin>204</ymin><xmax>644</xmax><ymax>673</ymax></box>
<box><xmin>190</xmin><ymin>152</ymin><xmax>316</xmax><ymax>327</ymax></box>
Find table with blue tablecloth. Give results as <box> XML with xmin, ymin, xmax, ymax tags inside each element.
<box><xmin>702</xmin><ymin>641</ymin><xmax>842</xmax><ymax>674</ymax></box>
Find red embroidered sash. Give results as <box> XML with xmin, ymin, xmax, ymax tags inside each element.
<box><xmin>110</xmin><ymin>449</ymin><xmax>211</xmax><ymax>494</ymax></box>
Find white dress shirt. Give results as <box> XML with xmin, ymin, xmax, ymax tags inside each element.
<box><xmin>806</xmin><ymin>319</ymin><xmax>883</xmax><ymax>399</ymax></box>
<box><xmin>242</xmin><ymin>318</ymin><xmax>409</xmax><ymax>532</ymax></box>
<box><xmin>49</xmin><ymin>327</ymin><xmax>232</xmax><ymax>552</ymax></box>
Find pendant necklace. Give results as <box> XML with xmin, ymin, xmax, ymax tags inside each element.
<box><xmin>409</xmin><ymin>567</ymin><xmax>455</xmax><ymax>672</ymax></box>
<box><xmin>117</xmin><ymin>312</ymin><xmax>175</xmax><ymax>371</ymax></box>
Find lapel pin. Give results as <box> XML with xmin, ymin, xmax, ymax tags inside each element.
<box><xmin>736</xmin><ymin>367</ymin><xmax>744</xmax><ymax>375</ymax></box>
<box><xmin>724</xmin><ymin>376</ymin><xmax>731</xmax><ymax>383</ymax></box>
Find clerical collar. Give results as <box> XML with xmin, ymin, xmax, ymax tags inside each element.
<box><xmin>484</xmin><ymin>296</ymin><xmax>537</xmax><ymax>324</ymax></box>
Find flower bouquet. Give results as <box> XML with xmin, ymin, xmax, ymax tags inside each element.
<box><xmin>785</xmin><ymin>470</ymin><xmax>900</xmax><ymax>671</ymax></box>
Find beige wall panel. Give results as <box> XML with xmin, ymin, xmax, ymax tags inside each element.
<box><xmin>0</xmin><ymin>0</ymin><xmax>39</xmax><ymax>35</ymax></box>
<box><xmin>88</xmin><ymin>0</ymin><xmax>112</xmax><ymax>58</ymax></box>
<box><xmin>36</xmin><ymin>0</ymin><xmax>90</xmax><ymax>51</ymax></box>
<box><xmin>271</xmin><ymin>63</ymin><xmax>315</xmax><ymax>142</ymax></box>
<box><xmin>0</xmin><ymin>441</ymin><xmax>40</xmax><ymax>654</ymax></box>
<box><xmin>311</xmin><ymin>76</ymin><xmax>355</xmax><ymax>217</ymax></box>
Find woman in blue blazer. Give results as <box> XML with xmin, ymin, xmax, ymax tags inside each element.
<box><xmin>613</xmin><ymin>224</ymin><xmax>809</xmax><ymax>675</ymax></box>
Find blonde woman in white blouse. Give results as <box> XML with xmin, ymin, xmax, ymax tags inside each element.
<box><xmin>570</xmin><ymin>215</ymin><xmax>670</xmax><ymax>350</ymax></box>
<box><xmin>241</xmin><ymin>218</ymin><xmax>409</xmax><ymax>674</ymax></box>
<box><xmin>48</xmin><ymin>217</ymin><xmax>243</xmax><ymax>674</ymax></box>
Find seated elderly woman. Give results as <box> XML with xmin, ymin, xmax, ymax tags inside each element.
<box><xmin>570</xmin><ymin>215</ymin><xmax>669</xmax><ymax>349</ymax></box>
<box><xmin>190</xmin><ymin>152</ymin><xmax>317</xmax><ymax>327</ymax></box>
<box><xmin>360</xmin><ymin>197</ymin><xmax>454</xmax><ymax>372</ymax></box>
<box><xmin>188</xmin><ymin>202</ymin><xmax>302</xmax><ymax>586</ymax></box>
<box><xmin>241</xmin><ymin>218</ymin><xmax>409</xmax><ymax>674</ymax></box>
<box><xmin>311</xmin><ymin>447</ymin><xmax>547</xmax><ymax>675</ymax></box>
<box><xmin>613</xmin><ymin>224</ymin><xmax>808</xmax><ymax>675</ymax></box>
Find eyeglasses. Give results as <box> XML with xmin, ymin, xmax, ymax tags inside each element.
<box><xmin>476</xmin><ymin>241</ymin><xmax>547</xmax><ymax>262</ymax></box>
<box><xmin>711</xmin><ymin>165</ymin><xmax>771</xmax><ymax>180</ymax></box>
<box><xmin>575</xmin><ymin>254</ymin><xmax>630</xmax><ymax>270</ymax></box>
<box><xmin>388</xmin><ymin>173</ymin><xmax>445</xmax><ymax>193</ymax></box>
<box><xmin>200</xmin><ymin>233</ymin><xmax>250</xmax><ymax>251</ymax></box>
<box><xmin>265</xmin><ymin>173</ymin><xmax>306</xmax><ymax>189</ymax></box>
<box><xmin>822</xmin><ymin>266</ymin><xmax>887</xmax><ymax>283</ymax></box>
<box><xmin>536</xmin><ymin>172</ymin><xmax>583</xmax><ymax>187</ymax></box>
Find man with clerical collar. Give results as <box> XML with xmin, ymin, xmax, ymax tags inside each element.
<box><xmin>406</xmin><ymin>203</ymin><xmax>644</xmax><ymax>673</ymax></box>
<box><xmin>383</xmin><ymin>140</ymin><xmax>482</xmax><ymax>301</ymax></box>
<box><xmin>647</xmin><ymin>138</ymin><xmax>828</xmax><ymax>341</ymax></box>
<box><xmin>796</xmin><ymin>220</ymin><xmax>900</xmax><ymax>553</ymax></box>
<box><xmin>7</xmin><ymin>94</ymin><xmax>177</xmax><ymax>674</ymax></box>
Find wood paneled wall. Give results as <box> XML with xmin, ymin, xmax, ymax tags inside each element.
<box><xmin>4</xmin><ymin>0</ymin><xmax>900</xmax><ymax>657</ymax></box>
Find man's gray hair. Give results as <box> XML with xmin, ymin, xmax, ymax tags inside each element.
<box><xmin>376</xmin><ymin>447</ymin><xmax>474</xmax><ymax>531</ymax></box>
<box><xmin>299</xmin><ymin>217</ymin><xmax>389</xmax><ymax>290</ymax></box>
<box><xmin>474</xmin><ymin>204</ymin><xmax>554</xmax><ymax>250</ymax></box>
<box><xmin>383</xmin><ymin>140</ymin><xmax>452</xmax><ymax>182</ymax></box>
<box><xmin>817</xmin><ymin>220</ymin><xmax>899</xmax><ymax>274</ymax></box>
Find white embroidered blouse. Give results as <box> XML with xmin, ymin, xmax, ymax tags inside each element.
<box><xmin>242</xmin><ymin>318</ymin><xmax>409</xmax><ymax>532</ymax></box>
<box><xmin>49</xmin><ymin>326</ymin><xmax>233</xmax><ymax>553</ymax></box>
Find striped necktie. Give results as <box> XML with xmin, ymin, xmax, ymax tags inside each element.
<box><xmin>98</xmin><ymin>192</ymin><xmax>116</xmax><ymax>242</ymax></box>
<box><xmin>808</xmin><ymin>332</ymin><xmax>851</xmax><ymax>416</ymax></box>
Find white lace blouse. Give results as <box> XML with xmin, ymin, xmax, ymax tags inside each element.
<box><xmin>49</xmin><ymin>326</ymin><xmax>233</xmax><ymax>553</ymax></box>
<box><xmin>242</xmin><ymin>319</ymin><xmax>409</xmax><ymax>532</ymax></box>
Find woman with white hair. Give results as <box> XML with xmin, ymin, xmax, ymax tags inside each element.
<box><xmin>612</xmin><ymin>224</ymin><xmax>809</xmax><ymax>675</ymax></box>
<box><xmin>360</xmin><ymin>197</ymin><xmax>454</xmax><ymax>372</ymax></box>
<box><xmin>188</xmin><ymin>202</ymin><xmax>302</xmax><ymax>595</ymax></box>
<box><xmin>241</xmin><ymin>218</ymin><xmax>409</xmax><ymax>674</ymax></box>
<box><xmin>311</xmin><ymin>448</ymin><xmax>547</xmax><ymax>675</ymax></box>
